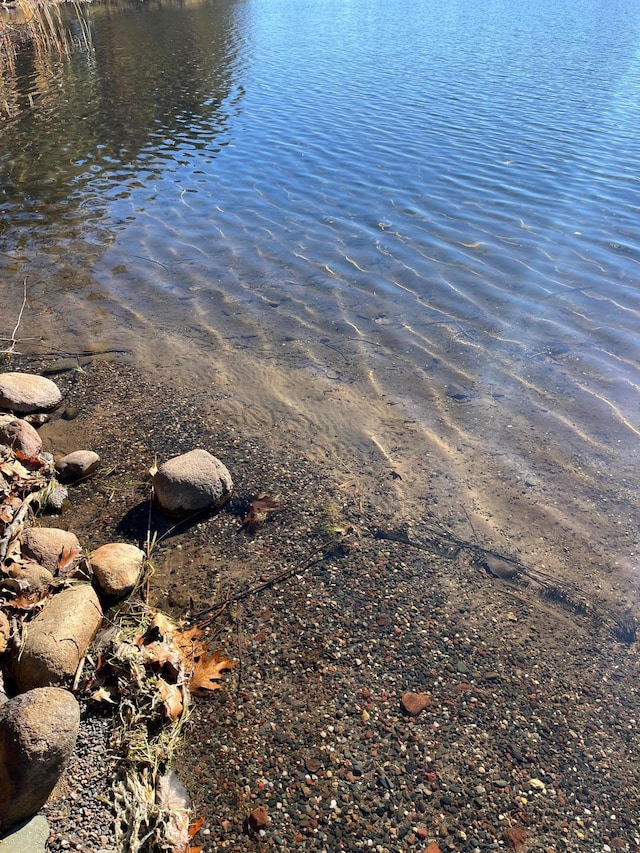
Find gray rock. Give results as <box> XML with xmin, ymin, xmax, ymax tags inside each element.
<box><xmin>0</xmin><ymin>688</ymin><xmax>79</xmax><ymax>830</ymax></box>
<box><xmin>0</xmin><ymin>416</ymin><xmax>42</xmax><ymax>458</ymax></box>
<box><xmin>21</xmin><ymin>528</ymin><xmax>82</xmax><ymax>576</ymax></box>
<box><xmin>152</xmin><ymin>449</ymin><xmax>233</xmax><ymax>517</ymax></box>
<box><xmin>90</xmin><ymin>542</ymin><xmax>145</xmax><ymax>598</ymax></box>
<box><xmin>13</xmin><ymin>584</ymin><xmax>103</xmax><ymax>692</ymax></box>
<box><xmin>55</xmin><ymin>450</ymin><xmax>100</xmax><ymax>483</ymax></box>
<box><xmin>0</xmin><ymin>815</ymin><xmax>50</xmax><ymax>852</ymax></box>
<box><xmin>0</xmin><ymin>373</ymin><xmax>62</xmax><ymax>414</ymax></box>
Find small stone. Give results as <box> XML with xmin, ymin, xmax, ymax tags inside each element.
<box><xmin>0</xmin><ymin>373</ymin><xmax>62</xmax><ymax>414</ymax></box>
<box><xmin>55</xmin><ymin>450</ymin><xmax>100</xmax><ymax>483</ymax></box>
<box><xmin>4</xmin><ymin>561</ymin><xmax>54</xmax><ymax>595</ymax></box>
<box><xmin>90</xmin><ymin>543</ymin><xmax>145</xmax><ymax>598</ymax></box>
<box><xmin>0</xmin><ymin>415</ymin><xmax>43</xmax><ymax>457</ymax></box>
<box><xmin>400</xmin><ymin>692</ymin><xmax>431</xmax><ymax>717</ymax></box>
<box><xmin>528</xmin><ymin>778</ymin><xmax>546</xmax><ymax>791</ymax></box>
<box><xmin>43</xmin><ymin>484</ymin><xmax>69</xmax><ymax>513</ymax></box>
<box><xmin>247</xmin><ymin>806</ymin><xmax>270</xmax><ymax>831</ymax></box>
<box><xmin>61</xmin><ymin>406</ymin><xmax>80</xmax><ymax>421</ymax></box>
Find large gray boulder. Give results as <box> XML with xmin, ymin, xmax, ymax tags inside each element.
<box><xmin>152</xmin><ymin>449</ymin><xmax>233</xmax><ymax>517</ymax></box>
<box><xmin>0</xmin><ymin>415</ymin><xmax>43</xmax><ymax>458</ymax></box>
<box><xmin>0</xmin><ymin>373</ymin><xmax>62</xmax><ymax>414</ymax></box>
<box><xmin>0</xmin><ymin>688</ymin><xmax>79</xmax><ymax>830</ymax></box>
<box><xmin>13</xmin><ymin>584</ymin><xmax>103</xmax><ymax>692</ymax></box>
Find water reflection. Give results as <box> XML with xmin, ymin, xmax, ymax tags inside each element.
<box><xmin>0</xmin><ymin>0</ymin><xmax>639</xmax><ymax>608</ymax></box>
<box><xmin>0</xmin><ymin>0</ymin><xmax>245</xmax><ymax>260</ymax></box>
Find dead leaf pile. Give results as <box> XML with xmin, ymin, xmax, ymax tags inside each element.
<box><xmin>85</xmin><ymin>605</ymin><xmax>235</xmax><ymax>853</ymax></box>
<box><xmin>0</xmin><ymin>446</ymin><xmax>60</xmax><ymax>617</ymax></box>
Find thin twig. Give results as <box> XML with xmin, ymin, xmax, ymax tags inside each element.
<box><xmin>1</xmin><ymin>278</ymin><xmax>27</xmax><ymax>357</ymax></box>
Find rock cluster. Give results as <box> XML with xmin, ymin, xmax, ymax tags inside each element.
<box><xmin>0</xmin><ymin>370</ymin><xmax>234</xmax><ymax>836</ymax></box>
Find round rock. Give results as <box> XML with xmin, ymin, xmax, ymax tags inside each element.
<box><xmin>0</xmin><ymin>687</ymin><xmax>80</xmax><ymax>830</ymax></box>
<box><xmin>21</xmin><ymin>527</ymin><xmax>82</xmax><ymax>575</ymax></box>
<box><xmin>90</xmin><ymin>542</ymin><xmax>145</xmax><ymax>598</ymax></box>
<box><xmin>0</xmin><ymin>373</ymin><xmax>62</xmax><ymax>414</ymax></box>
<box><xmin>152</xmin><ymin>449</ymin><xmax>233</xmax><ymax>517</ymax></box>
<box><xmin>55</xmin><ymin>450</ymin><xmax>100</xmax><ymax>482</ymax></box>
<box><xmin>0</xmin><ymin>415</ymin><xmax>43</xmax><ymax>457</ymax></box>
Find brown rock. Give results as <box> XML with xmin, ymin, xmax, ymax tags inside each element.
<box><xmin>13</xmin><ymin>584</ymin><xmax>103</xmax><ymax>691</ymax></box>
<box><xmin>0</xmin><ymin>373</ymin><xmax>62</xmax><ymax>414</ymax></box>
<box><xmin>21</xmin><ymin>527</ymin><xmax>82</xmax><ymax>576</ymax></box>
<box><xmin>400</xmin><ymin>691</ymin><xmax>431</xmax><ymax>716</ymax></box>
<box><xmin>0</xmin><ymin>687</ymin><xmax>79</xmax><ymax>830</ymax></box>
<box><xmin>247</xmin><ymin>806</ymin><xmax>270</xmax><ymax>831</ymax></box>
<box><xmin>503</xmin><ymin>825</ymin><xmax>527</xmax><ymax>851</ymax></box>
<box><xmin>0</xmin><ymin>415</ymin><xmax>43</xmax><ymax>457</ymax></box>
<box><xmin>90</xmin><ymin>542</ymin><xmax>145</xmax><ymax>598</ymax></box>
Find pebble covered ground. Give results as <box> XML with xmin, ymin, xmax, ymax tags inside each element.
<box><xmin>19</xmin><ymin>358</ymin><xmax>639</xmax><ymax>853</ymax></box>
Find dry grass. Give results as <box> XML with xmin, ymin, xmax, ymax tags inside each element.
<box><xmin>1</xmin><ymin>0</ymin><xmax>92</xmax><ymax>118</ymax></box>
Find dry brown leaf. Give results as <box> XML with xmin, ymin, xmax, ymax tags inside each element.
<box><xmin>142</xmin><ymin>640</ymin><xmax>183</xmax><ymax>673</ymax></box>
<box><xmin>0</xmin><ymin>495</ymin><xmax>22</xmax><ymax>524</ymax></box>
<box><xmin>189</xmin><ymin>649</ymin><xmax>236</xmax><ymax>696</ymax></box>
<box><xmin>149</xmin><ymin>609</ymin><xmax>176</xmax><ymax>636</ymax></box>
<box><xmin>188</xmin><ymin>817</ymin><xmax>205</xmax><ymax>839</ymax></box>
<box><xmin>173</xmin><ymin>624</ymin><xmax>208</xmax><ymax>662</ymax></box>
<box><xmin>4</xmin><ymin>589</ymin><xmax>49</xmax><ymax>611</ymax></box>
<box><xmin>242</xmin><ymin>493</ymin><xmax>281</xmax><ymax>533</ymax></box>
<box><xmin>157</xmin><ymin>678</ymin><xmax>184</xmax><ymax>722</ymax></box>
<box><xmin>58</xmin><ymin>542</ymin><xmax>82</xmax><ymax>571</ymax></box>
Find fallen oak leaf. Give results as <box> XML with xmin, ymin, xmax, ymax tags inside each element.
<box><xmin>189</xmin><ymin>649</ymin><xmax>237</xmax><ymax>696</ymax></box>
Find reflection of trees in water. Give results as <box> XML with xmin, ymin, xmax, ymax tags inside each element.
<box><xmin>0</xmin><ymin>0</ymin><xmax>245</xmax><ymax>259</ymax></box>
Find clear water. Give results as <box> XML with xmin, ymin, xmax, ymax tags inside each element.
<box><xmin>1</xmin><ymin>0</ymin><xmax>640</xmax><ymax>601</ymax></box>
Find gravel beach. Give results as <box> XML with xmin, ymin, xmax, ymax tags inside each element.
<box><xmin>19</xmin><ymin>358</ymin><xmax>639</xmax><ymax>853</ymax></box>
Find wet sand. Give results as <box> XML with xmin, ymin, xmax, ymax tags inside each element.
<box><xmin>22</xmin><ymin>355</ymin><xmax>640</xmax><ymax>853</ymax></box>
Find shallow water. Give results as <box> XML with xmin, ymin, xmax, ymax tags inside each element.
<box><xmin>1</xmin><ymin>0</ymin><xmax>640</xmax><ymax>604</ymax></box>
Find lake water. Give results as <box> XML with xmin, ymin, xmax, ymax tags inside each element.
<box><xmin>1</xmin><ymin>0</ymin><xmax>640</xmax><ymax>604</ymax></box>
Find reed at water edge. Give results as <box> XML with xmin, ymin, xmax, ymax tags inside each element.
<box><xmin>0</xmin><ymin>0</ymin><xmax>92</xmax><ymax>118</ymax></box>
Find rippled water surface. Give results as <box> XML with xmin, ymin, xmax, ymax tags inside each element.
<box><xmin>1</xmin><ymin>0</ymin><xmax>640</xmax><ymax>600</ymax></box>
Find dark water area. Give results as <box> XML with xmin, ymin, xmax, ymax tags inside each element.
<box><xmin>1</xmin><ymin>0</ymin><xmax>640</xmax><ymax>606</ymax></box>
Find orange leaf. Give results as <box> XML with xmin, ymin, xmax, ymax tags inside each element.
<box><xmin>59</xmin><ymin>542</ymin><xmax>82</xmax><ymax>571</ymax></box>
<box><xmin>189</xmin><ymin>649</ymin><xmax>236</xmax><ymax>696</ymax></box>
<box><xmin>188</xmin><ymin>817</ymin><xmax>205</xmax><ymax>839</ymax></box>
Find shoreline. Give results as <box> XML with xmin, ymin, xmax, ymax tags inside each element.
<box><xmin>1</xmin><ymin>356</ymin><xmax>636</xmax><ymax>852</ymax></box>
